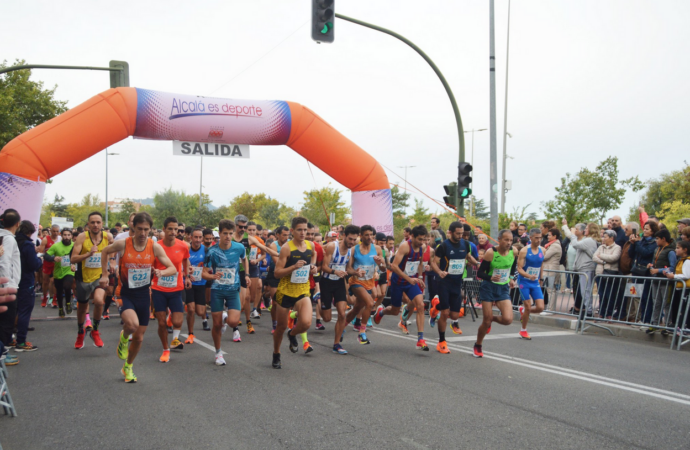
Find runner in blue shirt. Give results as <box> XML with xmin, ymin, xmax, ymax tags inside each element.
<box><xmin>516</xmin><ymin>228</ymin><xmax>545</xmax><ymax>340</ymax></box>
<box><xmin>184</xmin><ymin>229</ymin><xmax>208</xmax><ymax>344</ymax></box>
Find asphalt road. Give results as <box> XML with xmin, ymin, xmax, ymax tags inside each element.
<box><xmin>1</xmin><ymin>298</ymin><xmax>689</xmax><ymax>450</ymax></box>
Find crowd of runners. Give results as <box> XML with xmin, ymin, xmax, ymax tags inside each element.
<box><xmin>0</xmin><ymin>208</ymin><xmax>577</xmax><ymax>383</ymax></box>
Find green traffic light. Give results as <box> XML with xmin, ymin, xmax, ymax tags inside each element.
<box><xmin>460</xmin><ymin>188</ymin><xmax>471</xmax><ymax>198</ymax></box>
<box><xmin>321</xmin><ymin>22</ymin><xmax>332</xmax><ymax>33</ymax></box>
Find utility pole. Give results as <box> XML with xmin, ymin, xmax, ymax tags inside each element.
<box><xmin>464</xmin><ymin>128</ymin><xmax>487</xmax><ymax>218</ymax></box>
<box><xmin>500</xmin><ymin>0</ymin><xmax>512</xmax><ymax>215</ymax></box>
<box><xmin>489</xmin><ymin>0</ymin><xmax>499</xmax><ymax>239</ymax></box>
<box><xmin>199</xmin><ymin>155</ymin><xmax>203</xmax><ymax>208</ymax></box>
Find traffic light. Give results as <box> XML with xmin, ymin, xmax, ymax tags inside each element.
<box><xmin>458</xmin><ymin>162</ymin><xmax>472</xmax><ymax>199</ymax></box>
<box><xmin>109</xmin><ymin>60</ymin><xmax>129</xmax><ymax>88</ymax></box>
<box><xmin>443</xmin><ymin>182</ymin><xmax>458</xmax><ymax>211</ymax></box>
<box><xmin>312</xmin><ymin>0</ymin><xmax>335</xmax><ymax>43</ymax></box>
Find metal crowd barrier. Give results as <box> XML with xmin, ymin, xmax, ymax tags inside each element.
<box><xmin>536</xmin><ymin>269</ymin><xmax>592</xmax><ymax>332</ymax></box>
<box><xmin>583</xmin><ymin>273</ymin><xmax>690</xmax><ymax>351</ymax></box>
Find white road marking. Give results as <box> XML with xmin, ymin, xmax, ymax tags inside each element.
<box><xmin>180</xmin><ymin>333</ymin><xmax>226</xmax><ymax>355</ymax></box>
<box><xmin>367</xmin><ymin>327</ymin><xmax>690</xmax><ymax>406</ymax></box>
<box><xmin>445</xmin><ymin>330</ymin><xmax>574</xmax><ymax>342</ymax></box>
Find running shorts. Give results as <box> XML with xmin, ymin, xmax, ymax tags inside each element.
<box><xmin>210</xmin><ymin>289</ymin><xmax>241</xmax><ymax>312</ymax></box>
<box><xmin>437</xmin><ymin>279</ymin><xmax>463</xmax><ymax>313</ymax></box>
<box><xmin>248</xmin><ymin>263</ymin><xmax>261</xmax><ymax>279</ymax></box>
<box><xmin>479</xmin><ymin>281</ymin><xmax>511</xmax><ymax>303</ymax></box>
<box><xmin>390</xmin><ymin>283</ymin><xmax>422</xmax><ymax>308</ymax></box>
<box><xmin>319</xmin><ymin>277</ymin><xmax>347</xmax><ymax>310</ymax></box>
<box><xmin>76</xmin><ymin>279</ymin><xmax>103</xmax><ymax>304</ymax></box>
<box><xmin>518</xmin><ymin>283</ymin><xmax>544</xmax><ymax>302</ymax></box>
<box><xmin>265</xmin><ymin>269</ymin><xmax>279</xmax><ymax>288</ymax></box>
<box><xmin>240</xmin><ymin>270</ymin><xmax>247</xmax><ymax>289</ymax></box>
<box><xmin>185</xmin><ymin>285</ymin><xmax>206</xmax><ymax>305</ymax></box>
<box><xmin>152</xmin><ymin>289</ymin><xmax>184</xmax><ymax>314</ymax></box>
<box><xmin>120</xmin><ymin>288</ymin><xmax>151</xmax><ymax>327</ymax></box>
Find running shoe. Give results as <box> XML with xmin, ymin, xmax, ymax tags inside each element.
<box><xmin>401</xmin><ymin>304</ymin><xmax>410</xmax><ymax>322</ymax></box>
<box><xmin>287</xmin><ymin>332</ymin><xmax>299</xmax><ymax>353</ymax></box>
<box><xmin>398</xmin><ymin>321</ymin><xmax>409</xmax><ymax>335</ymax></box>
<box><xmin>7</xmin><ymin>340</ymin><xmax>16</xmax><ymax>348</ymax></box>
<box><xmin>416</xmin><ymin>339</ymin><xmax>429</xmax><ymax>351</ymax></box>
<box><xmin>222</xmin><ymin>312</ymin><xmax>228</xmax><ymax>334</ymax></box>
<box><xmin>149</xmin><ymin>312</ymin><xmax>155</xmax><ymax>320</ymax></box>
<box><xmin>59</xmin><ymin>308</ymin><xmax>65</xmax><ymax>319</ymax></box>
<box><xmin>159</xmin><ymin>350</ymin><xmax>170</xmax><ymax>363</ymax></box>
<box><xmin>15</xmin><ymin>342</ymin><xmax>38</xmax><ymax>352</ymax></box>
<box><xmin>315</xmin><ymin>322</ymin><xmax>325</xmax><ymax>331</ymax></box>
<box><xmin>518</xmin><ymin>330</ymin><xmax>531</xmax><ymax>340</ymax></box>
<box><xmin>272</xmin><ymin>353</ymin><xmax>281</xmax><ymax>369</ymax></box>
<box><xmin>90</xmin><ymin>330</ymin><xmax>104</xmax><ymax>348</ymax></box>
<box><xmin>519</xmin><ymin>305</ymin><xmax>524</xmax><ymax>320</ymax></box>
<box><xmin>103</xmin><ymin>311</ymin><xmax>110</xmax><ymax>320</ymax></box>
<box><xmin>473</xmin><ymin>343</ymin><xmax>483</xmax><ymax>358</ymax></box>
<box><xmin>215</xmin><ymin>354</ymin><xmax>227</xmax><ymax>366</ymax></box>
<box><xmin>459</xmin><ymin>307</ymin><xmax>465</xmax><ymax>318</ymax></box>
<box><xmin>450</xmin><ymin>322</ymin><xmax>463</xmax><ymax>335</ymax></box>
<box><xmin>429</xmin><ymin>312</ymin><xmax>440</xmax><ymax>328</ymax></box>
<box><xmin>84</xmin><ymin>319</ymin><xmax>93</xmax><ymax>332</ymax></box>
<box><xmin>250</xmin><ymin>309</ymin><xmax>261</xmax><ymax>319</ymax></box>
<box><xmin>117</xmin><ymin>331</ymin><xmax>129</xmax><ymax>360</ymax></box>
<box><xmin>121</xmin><ymin>363</ymin><xmax>137</xmax><ymax>383</ymax></box>
<box><xmin>202</xmin><ymin>320</ymin><xmax>211</xmax><ymax>331</ymax></box>
<box><xmin>75</xmin><ymin>332</ymin><xmax>85</xmax><ymax>350</ymax></box>
<box><xmin>247</xmin><ymin>323</ymin><xmax>256</xmax><ymax>334</ymax></box>
<box><xmin>167</xmin><ymin>314</ymin><xmax>173</xmax><ymax>328</ymax></box>
<box><xmin>184</xmin><ymin>334</ymin><xmax>195</xmax><ymax>344</ymax></box>
<box><xmin>358</xmin><ymin>332</ymin><xmax>370</xmax><ymax>345</ymax></box>
<box><xmin>233</xmin><ymin>330</ymin><xmax>241</xmax><ymax>342</ymax></box>
<box><xmin>660</xmin><ymin>329</ymin><xmax>670</xmax><ymax>337</ymax></box>
<box><xmin>41</xmin><ymin>297</ymin><xmax>47</xmax><ymax>308</ymax></box>
<box><xmin>303</xmin><ymin>341</ymin><xmax>314</xmax><ymax>353</ymax></box>
<box><xmin>3</xmin><ymin>354</ymin><xmax>18</xmax><ymax>366</ymax></box>
<box><xmin>171</xmin><ymin>338</ymin><xmax>184</xmax><ymax>350</ymax></box>
<box><xmin>287</xmin><ymin>313</ymin><xmax>296</xmax><ymax>331</ymax></box>
<box><xmin>367</xmin><ymin>317</ymin><xmax>373</xmax><ymax>328</ymax></box>
<box><xmin>429</xmin><ymin>295</ymin><xmax>440</xmax><ymax>321</ymax></box>
<box><xmin>65</xmin><ymin>302</ymin><xmax>73</xmax><ymax>315</ymax></box>
<box><xmin>645</xmin><ymin>327</ymin><xmax>657</xmax><ymax>335</ymax></box>
<box><xmin>374</xmin><ymin>305</ymin><xmax>384</xmax><ymax>325</ymax></box>
<box><xmin>486</xmin><ymin>326</ymin><xmax>492</xmax><ymax>335</ymax></box>
<box><xmin>167</xmin><ymin>326</ymin><xmax>173</xmax><ymax>334</ymax></box>
<box><xmin>436</xmin><ymin>341</ymin><xmax>450</xmax><ymax>354</ymax></box>
<box><xmin>237</xmin><ymin>320</ymin><xmax>242</xmax><ymax>327</ymax></box>
<box><xmin>333</xmin><ymin>344</ymin><xmax>348</xmax><ymax>355</ymax></box>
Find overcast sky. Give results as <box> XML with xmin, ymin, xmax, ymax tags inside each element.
<box><xmin>2</xmin><ymin>0</ymin><xmax>688</xmax><ymax>221</ymax></box>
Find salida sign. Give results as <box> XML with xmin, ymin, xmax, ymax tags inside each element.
<box><xmin>173</xmin><ymin>141</ymin><xmax>250</xmax><ymax>158</ymax></box>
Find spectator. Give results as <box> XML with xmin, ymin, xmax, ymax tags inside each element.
<box><xmin>681</xmin><ymin>227</ymin><xmax>690</xmax><ymax>242</ymax></box>
<box><xmin>610</xmin><ymin>216</ymin><xmax>627</xmax><ymax>248</ymax></box>
<box><xmin>562</xmin><ymin>220</ymin><xmax>598</xmax><ymax>316</ymax></box>
<box><xmin>0</xmin><ymin>210</ymin><xmax>21</xmax><ymax>348</ymax></box>
<box><xmin>628</xmin><ymin>221</ymin><xmax>659</xmax><ymax>325</ymax></box>
<box><xmin>593</xmin><ymin>229</ymin><xmax>622</xmax><ymax>319</ymax></box>
<box><xmin>517</xmin><ymin>223</ymin><xmax>527</xmax><ymax>237</ymax></box>
<box><xmin>677</xmin><ymin>218</ymin><xmax>690</xmax><ymax>243</ymax></box>
<box><xmin>540</xmin><ymin>220</ymin><xmax>555</xmax><ymax>247</ymax></box>
<box><xmin>509</xmin><ymin>221</ymin><xmax>519</xmax><ymax>238</ymax></box>
<box><xmin>542</xmin><ymin>228</ymin><xmax>563</xmax><ymax>302</ymax></box>
<box><xmin>646</xmin><ymin>229</ymin><xmax>676</xmax><ymax>333</ymax></box>
<box><xmin>476</xmin><ymin>233</ymin><xmax>492</xmax><ymax>252</ymax></box>
<box><xmin>14</xmin><ymin>221</ymin><xmax>43</xmax><ymax>351</ymax></box>
<box><xmin>665</xmin><ymin>240</ymin><xmax>690</xmax><ymax>332</ymax></box>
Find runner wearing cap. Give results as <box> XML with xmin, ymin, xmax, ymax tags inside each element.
<box><xmin>373</xmin><ymin>232</ymin><xmax>391</xmax><ymax>314</ymax></box>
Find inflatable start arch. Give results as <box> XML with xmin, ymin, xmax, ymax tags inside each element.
<box><xmin>0</xmin><ymin>88</ymin><xmax>393</xmax><ymax>232</ymax></box>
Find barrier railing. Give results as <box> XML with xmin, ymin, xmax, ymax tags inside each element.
<box><xmin>583</xmin><ymin>273</ymin><xmax>690</xmax><ymax>351</ymax></box>
<box><xmin>535</xmin><ymin>269</ymin><xmax>592</xmax><ymax>332</ymax></box>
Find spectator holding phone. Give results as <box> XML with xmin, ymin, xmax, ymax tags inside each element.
<box><xmin>645</xmin><ymin>229</ymin><xmax>676</xmax><ymax>334</ymax></box>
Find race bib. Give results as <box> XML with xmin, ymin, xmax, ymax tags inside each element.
<box><xmin>291</xmin><ymin>265</ymin><xmax>310</xmax><ymax>284</ymax></box>
<box><xmin>404</xmin><ymin>261</ymin><xmax>421</xmax><ymax>277</ymax></box>
<box><xmin>448</xmin><ymin>259</ymin><xmax>466</xmax><ymax>275</ymax></box>
<box><xmin>215</xmin><ymin>268</ymin><xmax>236</xmax><ymax>286</ymax></box>
<box><xmin>329</xmin><ymin>263</ymin><xmax>346</xmax><ymax>278</ymax></box>
<box><xmin>249</xmin><ymin>247</ymin><xmax>258</xmax><ymax>260</ymax></box>
<box><xmin>128</xmin><ymin>268</ymin><xmax>151</xmax><ymax>289</ymax></box>
<box><xmin>358</xmin><ymin>264</ymin><xmax>375</xmax><ymax>281</ymax></box>
<box><xmin>494</xmin><ymin>268</ymin><xmax>510</xmax><ymax>284</ymax></box>
<box><xmin>526</xmin><ymin>267</ymin><xmax>541</xmax><ymax>278</ymax></box>
<box><xmin>85</xmin><ymin>253</ymin><xmax>101</xmax><ymax>269</ymax></box>
<box><xmin>60</xmin><ymin>256</ymin><xmax>71</xmax><ymax>268</ymax></box>
<box><xmin>191</xmin><ymin>266</ymin><xmax>203</xmax><ymax>281</ymax></box>
<box><xmin>157</xmin><ymin>273</ymin><xmax>178</xmax><ymax>288</ymax></box>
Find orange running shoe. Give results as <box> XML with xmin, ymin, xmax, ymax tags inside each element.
<box><xmin>459</xmin><ymin>307</ymin><xmax>465</xmax><ymax>318</ymax></box>
<box><xmin>184</xmin><ymin>334</ymin><xmax>195</xmax><ymax>344</ymax></box>
<box><xmin>159</xmin><ymin>350</ymin><xmax>170</xmax><ymax>363</ymax></box>
<box><xmin>416</xmin><ymin>339</ymin><xmax>429</xmax><ymax>351</ymax></box>
<box><xmin>436</xmin><ymin>341</ymin><xmax>450</xmax><ymax>354</ymax></box>
<box><xmin>398</xmin><ymin>321</ymin><xmax>409</xmax><ymax>335</ymax></box>
<box><xmin>166</xmin><ymin>313</ymin><xmax>173</xmax><ymax>328</ymax></box>
<box><xmin>303</xmin><ymin>341</ymin><xmax>313</xmax><ymax>353</ymax></box>
<box><xmin>247</xmin><ymin>323</ymin><xmax>256</xmax><ymax>334</ymax></box>
<box><xmin>450</xmin><ymin>322</ymin><xmax>463</xmax><ymax>335</ymax></box>
<box><xmin>287</xmin><ymin>313</ymin><xmax>295</xmax><ymax>331</ymax></box>
<box><xmin>519</xmin><ymin>330</ymin><xmax>531</xmax><ymax>340</ymax></box>
<box><xmin>429</xmin><ymin>295</ymin><xmax>440</xmax><ymax>320</ymax></box>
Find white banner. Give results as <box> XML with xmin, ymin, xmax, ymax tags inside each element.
<box><xmin>172</xmin><ymin>141</ymin><xmax>250</xmax><ymax>158</ymax></box>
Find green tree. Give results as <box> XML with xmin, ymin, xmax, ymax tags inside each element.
<box><xmin>391</xmin><ymin>185</ymin><xmax>410</xmax><ymax>216</ymax></box>
<box><xmin>113</xmin><ymin>198</ymin><xmax>138</xmax><ymax>224</ymax></box>
<box><xmin>66</xmin><ymin>194</ymin><xmax>105</xmax><ymax>228</ymax></box>
<box><xmin>151</xmin><ymin>188</ymin><xmax>197</xmax><ymax>227</ymax></box>
<box><xmin>301</xmin><ymin>186</ymin><xmax>350</xmax><ymax>230</ymax></box>
<box><xmin>636</xmin><ymin>164</ymin><xmax>690</xmax><ymax>216</ymax></box>
<box><xmin>409</xmin><ymin>198</ymin><xmax>430</xmax><ymax>227</ymax></box>
<box><xmin>541</xmin><ymin>156</ymin><xmax>643</xmax><ymax>225</ymax></box>
<box><xmin>0</xmin><ymin>60</ymin><xmax>68</xmax><ymax>149</ymax></box>
<box><xmin>39</xmin><ymin>194</ymin><xmax>68</xmax><ymax>227</ymax></box>
<box><xmin>257</xmin><ymin>198</ymin><xmax>282</xmax><ymax>229</ymax></box>
<box><xmin>657</xmin><ymin>200</ymin><xmax>690</xmax><ymax>237</ymax></box>
<box><xmin>468</xmin><ymin>196</ymin><xmax>489</xmax><ymax>220</ymax></box>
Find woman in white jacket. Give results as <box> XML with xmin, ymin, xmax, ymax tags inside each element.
<box><xmin>592</xmin><ymin>230</ymin><xmax>622</xmax><ymax>319</ymax></box>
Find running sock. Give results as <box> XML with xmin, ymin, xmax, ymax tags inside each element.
<box><xmin>439</xmin><ymin>331</ymin><xmax>446</xmax><ymax>343</ymax></box>
<box><xmin>104</xmin><ymin>295</ymin><xmax>113</xmax><ymax>311</ymax></box>
<box><xmin>78</xmin><ymin>323</ymin><xmax>84</xmax><ymax>334</ymax></box>
<box><xmin>202</xmin><ymin>319</ymin><xmax>208</xmax><ymax>326</ymax></box>
<box><xmin>316</xmin><ymin>319</ymin><xmax>322</xmax><ymax>325</ymax></box>
<box><xmin>172</xmin><ymin>329</ymin><xmax>180</xmax><ymax>340</ymax></box>
<box><xmin>233</xmin><ymin>327</ymin><xmax>239</xmax><ymax>332</ymax></box>
<box><xmin>299</xmin><ymin>332</ymin><xmax>308</xmax><ymax>345</ymax></box>
<box><xmin>93</xmin><ymin>320</ymin><xmax>100</xmax><ymax>331</ymax></box>
<box><xmin>354</xmin><ymin>318</ymin><xmax>362</xmax><ymax>327</ymax></box>
<box><xmin>272</xmin><ymin>320</ymin><xmax>278</xmax><ymax>328</ymax></box>
<box><xmin>418</xmin><ymin>331</ymin><xmax>424</xmax><ymax>340</ymax></box>
<box><xmin>215</xmin><ymin>349</ymin><xmax>222</xmax><ymax>355</ymax></box>
<box><xmin>521</xmin><ymin>328</ymin><xmax>527</xmax><ymax>332</ymax></box>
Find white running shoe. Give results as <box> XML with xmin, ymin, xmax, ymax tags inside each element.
<box><xmin>250</xmin><ymin>309</ymin><xmax>261</xmax><ymax>319</ymax></box>
<box><xmin>221</xmin><ymin>311</ymin><xmax>228</xmax><ymax>334</ymax></box>
<box><xmin>232</xmin><ymin>330</ymin><xmax>241</xmax><ymax>342</ymax></box>
<box><xmin>215</xmin><ymin>354</ymin><xmax>226</xmax><ymax>366</ymax></box>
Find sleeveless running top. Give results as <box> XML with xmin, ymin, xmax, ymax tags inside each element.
<box><xmin>391</xmin><ymin>240</ymin><xmax>424</xmax><ymax>286</ymax></box>
<box><xmin>325</xmin><ymin>243</ymin><xmax>352</xmax><ymax>280</ymax></box>
<box><xmin>188</xmin><ymin>244</ymin><xmax>206</xmax><ymax>286</ymax></box>
<box><xmin>80</xmin><ymin>231</ymin><xmax>108</xmax><ymax>283</ymax></box>
<box><xmin>119</xmin><ymin>237</ymin><xmax>155</xmax><ymax>293</ymax></box>
<box><xmin>349</xmin><ymin>243</ymin><xmax>377</xmax><ymax>290</ymax></box>
<box><xmin>517</xmin><ymin>246</ymin><xmax>544</xmax><ymax>286</ymax></box>
<box><xmin>437</xmin><ymin>239</ymin><xmax>470</xmax><ymax>282</ymax></box>
<box><xmin>43</xmin><ymin>235</ymin><xmax>56</xmax><ymax>270</ymax></box>
<box><xmin>277</xmin><ymin>240</ymin><xmax>313</xmax><ymax>298</ymax></box>
<box><xmin>488</xmin><ymin>247</ymin><xmax>515</xmax><ymax>285</ymax></box>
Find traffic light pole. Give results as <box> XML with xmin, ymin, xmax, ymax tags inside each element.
<box><xmin>0</xmin><ymin>63</ymin><xmax>129</xmax><ymax>88</ymax></box>
<box><xmin>335</xmin><ymin>13</ymin><xmax>466</xmax><ymax>215</ymax></box>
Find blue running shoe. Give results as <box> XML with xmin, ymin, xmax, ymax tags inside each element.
<box><xmin>358</xmin><ymin>332</ymin><xmax>370</xmax><ymax>345</ymax></box>
<box><xmin>401</xmin><ymin>304</ymin><xmax>410</xmax><ymax>322</ymax></box>
<box><xmin>367</xmin><ymin>317</ymin><xmax>373</xmax><ymax>328</ymax></box>
<box><xmin>429</xmin><ymin>312</ymin><xmax>440</xmax><ymax>328</ymax></box>
<box><xmin>333</xmin><ymin>344</ymin><xmax>348</xmax><ymax>355</ymax></box>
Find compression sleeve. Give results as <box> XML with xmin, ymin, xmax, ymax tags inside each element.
<box><xmin>477</xmin><ymin>259</ymin><xmax>493</xmax><ymax>281</ymax></box>
<box><xmin>510</xmin><ymin>255</ymin><xmax>518</xmax><ymax>277</ymax></box>
<box><xmin>44</xmin><ymin>253</ymin><xmax>56</xmax><ymax>262</ymax></box>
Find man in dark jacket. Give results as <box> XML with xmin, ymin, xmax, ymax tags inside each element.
<box><xmin>611</xmin><ymin>216</ymin><xmax>627</xmax><ymax>248</ymax></box>
<box><xmin>14</xmin><ymin>221</ymin><xmax>44</xmax><ymax>352</ymax></box>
